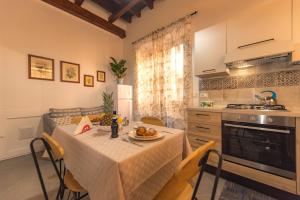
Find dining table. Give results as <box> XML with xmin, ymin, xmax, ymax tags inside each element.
<box><xmin>52</xmin><ymin>122</ymin><xmax>191</xmax><ymax>200</ymax></box>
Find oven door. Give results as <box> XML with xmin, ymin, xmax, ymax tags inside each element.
<box><xmin>222</xmin><ymin>121</ymin><xmax>296</xmax><ymax>179</ymax></box>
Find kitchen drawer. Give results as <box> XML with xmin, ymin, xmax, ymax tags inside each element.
<box><xmin>188</xmin><ymin>134</ymin><xmax>209</xmax><ymax>150</ymax></box>
<box><xmin>187</xmin><ymin>122</ymin><xmax>221</xmax><ymax>141</ymax></box>
<box><xmin>187</xmin><ymin>134</ymin><xmax>221</xmax><ymax>151</ymax></box>
<box><xmin>187</xmin><ymin>110</ymin><xmax>221</xmax><ymax>125</ymax></box>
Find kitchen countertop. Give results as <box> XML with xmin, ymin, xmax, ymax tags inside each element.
<box><xmin>187</xmin><ymin>107</ymin><xmax>300</xmax><ymax>117</ymax></box>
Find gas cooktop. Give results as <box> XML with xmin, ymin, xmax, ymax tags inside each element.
<box><xmin>225</xmin><ymin>104</ymin><xmax>287</xmax><ymax>111</ymax></box>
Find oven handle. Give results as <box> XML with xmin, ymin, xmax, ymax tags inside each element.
<box><xmin>224</xmin><ymin>123</ymin><xmax>290</xmax><ymax>134</ymax></box>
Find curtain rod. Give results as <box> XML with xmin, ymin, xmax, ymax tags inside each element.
<box><xmin>132</xmin><ymin>11</ymin><xmax>198</xmax><ymax>45</ymax></box>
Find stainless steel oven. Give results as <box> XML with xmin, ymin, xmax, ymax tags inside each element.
<box><xmin>222</xmin><ymin>113</ymin><xmax>296</xmax><ymax>179</ymax></box>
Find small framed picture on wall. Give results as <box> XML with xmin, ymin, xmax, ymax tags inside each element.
<box><xmin>28</xmin><ymin>54</ymin><xmax>54</xmax><ymax>81</ymax></box>
<box><xmin>84</xmin><ymin>75</ymin><xmax>94</xmax><ymax>87</ymax></box>
<box><xmin>60</xmin><ymin>61</ymin><xmax>80</xmax><ymax>83</ymax></box>
<box><xmin>97</xmin><ymin>71</ymin><xmax>106</xmax><ymax>82</ymax></box>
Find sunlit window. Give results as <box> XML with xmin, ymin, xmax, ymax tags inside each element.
<box><xmin>133</xmin><ymin>18</ymin><xmax>191</xmax><ymax>127</ymax></box>
<box><xmin>166</xmin><ymin>44</ymin><xmax>184</xmax><ymax>101</ymax></box>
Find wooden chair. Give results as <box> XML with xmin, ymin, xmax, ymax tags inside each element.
<box><xmin>141</xmin><ymin>116</ymin><xmax>164</xmax><ymax>126</ymax></box>
<box><xmin>154</xmin><ymin>141</ymin><xmax>223</xmax><ymax>200</ymax></box>
<box><xmin>30</xmin><ymin>133</ymin><xmax>87</xmax><ymax>200</ymax></box>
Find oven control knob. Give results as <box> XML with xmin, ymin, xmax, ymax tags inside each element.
<box><xmin>267</xmin><ymin>117</ymin><xmax>273</xmax><ymax>123</ymax></box>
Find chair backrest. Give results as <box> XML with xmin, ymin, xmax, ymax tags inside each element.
<box><xmin>174</xmin><ymin>141</ymin><xmax>215</xmax><ymax>181</ymax></box>
<box><xmin>42</xmin><ymin>133</ymin><xmax>64</xmax><ymax>160</ymax></box>
<box><xmin>141</xmin><ymin>116</ymin><xmax>164</xmax><ymax>126</ymax></box>
<box><xmin>154</xmin><ymin>141</ymin><xmax>216</xmax><ymax>200</ymax></box>
<box><xmin>30</xmin><ymin>135</ymin><xmax>64</xmax><ymax>200</ymax></box>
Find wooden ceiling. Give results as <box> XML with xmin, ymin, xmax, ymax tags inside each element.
<box><xmin>42</xmin><ymin>0</ymin><xmax>155</xmax><ymax>38</ymax></box>
<box><xmin>91</xmin><ymin>0</ymin><xmax>154</xmax><ymax>23</ymax></box>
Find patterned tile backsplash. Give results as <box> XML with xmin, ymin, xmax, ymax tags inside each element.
<box><xmin>199</xmin><ymin>69</ymin><xmax>300</xmax><ymax>90</ymax></box>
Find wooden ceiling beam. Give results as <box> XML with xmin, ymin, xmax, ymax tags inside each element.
<box><xmin>112</xmin><ymin>0</ymin><xmax>141</xmax><ymax>18</ymax></box>
<box><xmin>132</xmin><ymin>4</ymin><xmax>147</xmax><ymax>17</ymax></box>
<box><xmin>134</xmin><ymin>10</ymin><xmax>141</xmax><ymax>17</ymax></box>
<box><xmin>91</xmin><ymin>0</ymin><xmax>132</xmax><ymax>23</ymax></box>
<box><xmin>113</xmin><ymin>0</ymin><xmax>142</xmax><ymax>17</ymax></box>
<box><xmin>108</xmin><ymin>0</ymin><xmax>141</xmax><ymax>23</ymax></box>
<box><xmin>143</xmin><ymin>0</ymin><xmax>154</xmax><ymax>9</ymax></box>
<box><xmin>91</xmin><ymin>0</ymin><xmax>115</xmax><ymax>12</ymax></box>
<box><xmin>41</xmin><ymin>0</ymin><xmax>126</xmax><ymax>38</ymax></box>
<box><xmin>75</xmin><ymin>0</ymin><xmax>85</xmax><ymax>6</ymax></box>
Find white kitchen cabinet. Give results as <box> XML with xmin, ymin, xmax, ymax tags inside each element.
<box><xmin>227</xmin><ymin>0</ymin><xmax>292</xmax><ymax>54</ymax></box>
<box><xmin>293</xmin><ymin>0</ymin><xmax>300</xmax><ymax>43</ymax></box>
<box><xmin>194</xmin><ymin>22</ymin><xmax>228</xmax><ymax>76</ymax></box>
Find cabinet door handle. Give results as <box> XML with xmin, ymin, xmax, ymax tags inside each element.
<box><xmin>238</xmin><ymin>38</ymin><xmax>274</xmax><ymax>49</ymax></box>
<box><xmin>202</xmin><ymin>69</ymin><xmax>216</xmax><ymax>73</ymax></box>
<box><xmin>196</xmin><ymin>126</ymin><xmax>210</xmax><ymax>130</ymax></box>
<box><xmin>196</xmin><ymin>113</ymin><xmax>209</xmax><ymax>116</ymax></box>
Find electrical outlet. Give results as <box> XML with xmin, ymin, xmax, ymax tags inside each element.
<box><xmin>18</xmin><ymin>127</ymin><xmax>34</xmax><ymax>140</ymax></box>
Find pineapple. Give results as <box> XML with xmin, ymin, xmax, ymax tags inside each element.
<box><xmin>100</xmin><ymin>113</ymin><xmax>113</xmax><ymax>126</ymax></box>
<box><xmin>103</xmin><ymin>92</ymin><xmax>114</xmax><ymax>113</ymax></box>
<box><xmin>100</xmin><ymin>92</ymin><xmax>114</xmax><ymax>126</ymax></box>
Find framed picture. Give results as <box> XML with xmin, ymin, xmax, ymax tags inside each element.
<box><xmin>28</xmin><ymin>54</ymin><xmax>54</xmax><ymax>81</ymax></box>
<box><xmin>84</xmin><ymin>75</ymin><xmax>94</xmax><ymax>87</ymax></box>
<box><xmin>97</xmin><ymin>71</ymin><xmax>106</xmax><ymax>82</ymax></box>
<box><xmin>60</xmin><ymin>61</ymin><xmax>80</xmax><ymax>83</ymax></box>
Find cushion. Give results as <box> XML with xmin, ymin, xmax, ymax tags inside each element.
<box><xmin>89</xmin><ymin>114</ymin><xmax>105</xmax><ymax>123</ymax></box>
<box><xmin>80</xmin><ymin>106</ymin><xmax>104</xmax><ymax>116</ymax></box>
<box><xmin>71</xmin><ymin>114</ymin><xmax>105</xmax><ymax>125</ymax></box>
<box><xmin>71</xmin><ymin>116</ymin><xmax>83</xmax><ymax>125</ymax></box>
<box><xmin>51</xmin><ymin>116</ymin><xmax>72</xmax><ymax>126</ymax></box>
<box><xmin>49</xmin><ymin>107</ymin><xmax>81</xmax><ymax>118</ymax></box>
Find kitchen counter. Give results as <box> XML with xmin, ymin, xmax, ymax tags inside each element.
<box><xmin>187</xmin><ymin>107</ymin><xmax>300</xmax><ymax>117</ymax></box>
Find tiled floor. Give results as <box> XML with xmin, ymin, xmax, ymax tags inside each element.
<box><xmin>0</xmin><ymin>154</ymin><xmax>225</xmax><ymax>200</ymax></box>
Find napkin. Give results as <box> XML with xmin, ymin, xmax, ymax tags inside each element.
<box><xmin>73</xmin><ymin>116</ymin><xmax>93</xmax><ymax>135</ymax></box>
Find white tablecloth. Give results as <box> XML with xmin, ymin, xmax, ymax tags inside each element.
<box><xmin>52</xmin><ymin>123</ymin><xmax>191</xmax><ymax>200</ymax></box>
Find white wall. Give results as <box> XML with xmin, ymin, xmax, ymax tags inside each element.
<box><xmin>0</xmin><ymin>0</ymin><xmax>124</xmax><ymax>160</ymax></box>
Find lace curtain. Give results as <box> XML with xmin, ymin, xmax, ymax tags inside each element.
<box><xmin>133</xmin><ymin>17</ymin><xmax>193</xmax><ymax>127</ymax></box>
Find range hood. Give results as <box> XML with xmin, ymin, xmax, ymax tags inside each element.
<box><xmin>225</xmin><ymin>39</ymin><xmax>295</xmax><ymax>68</ymax></box>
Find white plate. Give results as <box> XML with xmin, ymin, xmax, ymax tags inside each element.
<box><xmin>128</xmin><ymin>131</ymin><xmax>165</xmax><ymax>141</ymax></box>
<box><xmin>98</xmin><ymin>126</ymin><xmax>111</xmax><ymax>132</ymax></box>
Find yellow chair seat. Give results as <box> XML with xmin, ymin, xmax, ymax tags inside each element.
<box><xmin>155</xmin><ymin>180</ymin><xmax>193</xmax><ymax>200</ymax></box>
<box><xmin>176</xmin><ymin>183</ymin><xmax>193</xmax><ymax>200</ymax></box>
<box><xmin>64</xmin><ymin>170</ymin><xmax>85</xmax><ymax>193</ymax></box>
<box><xmin>141</xmin><ymin>117</ymin><xmax>164</xmax><ymax>126</ymax></box>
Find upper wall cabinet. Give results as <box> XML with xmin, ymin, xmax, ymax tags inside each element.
<box><xmin>227</xmin><ymin>0</ymin><xmax>292</xmax><ymax>54</ymax></box>
<box><xmin>194</xmin><ymin>22</ymin><xmax>228</xmax><ymax>77</ymax></box>
<box><xmin>293</xmin><ymin>0</ymin><xmax>300</xmax><ymax>43</ymax></box>
<box><xmin>292</xmin><ymin>0</ymin><xmax>300</xmax><ymax>63</ymax></box>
